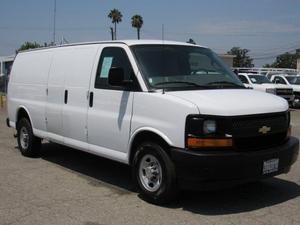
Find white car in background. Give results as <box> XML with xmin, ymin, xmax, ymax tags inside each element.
<box><xmin>268</xmin><ymin>74</ymin><xmax>300</xmax><ymax>107</ymax></box>
<box><xmin>238</xmin><ymin>73</ymin><xmax>294</xmax><ymax>105</ymax></box>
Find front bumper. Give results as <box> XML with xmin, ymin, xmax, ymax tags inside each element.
<box><xmin>170</xmin><ymin>137</ymin><xmax>299</xmax><ymax>190</ymax></box>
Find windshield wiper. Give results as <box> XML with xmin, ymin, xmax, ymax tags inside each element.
<box><xmin>155</xmin><ymin>81</ymin><xmax>205</xmax><ymax>87</ymax></box>
<box><xmin>206</xmin><ymin>81</ymin><xmax>245</xmax><ymax>88</ymax></box>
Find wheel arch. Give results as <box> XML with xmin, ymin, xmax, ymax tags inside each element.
<box><xmin>16</xmin><ymin>106</ymin><xmax>33</xmax><ymax>128</ymax></box>
<box><xmin>128</xmin><ymin>128</ymin><xmax>173</xmax><ymax>165</ymax></box>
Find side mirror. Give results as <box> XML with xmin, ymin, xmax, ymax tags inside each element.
<box><xmin>108</xmin><ymin>67</ymin><xmax>125</xmax><ymax>86</ymax></box>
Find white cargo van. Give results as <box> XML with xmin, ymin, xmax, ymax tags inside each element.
<box><xmin>269</xmin><ymin>74</ymin><xmax>300</xmax><ymax>107</ymax></box>
<box><xmin>238</xmin><ymin>73</ymin><xmax>294</xmax><ymax>104</ymax></box>
<box><xmin>6</xmin><ymin>40</ymin><xmax>299</xmax><ymax>204</ymax></box>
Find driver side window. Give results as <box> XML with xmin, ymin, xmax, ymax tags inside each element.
<box><xmin>239</xmin><ymin>75</ymin><xmax>249</xmax><ymax>84</ymax></box>
<box><xmin>95</xmin><ymin>47</ymin><xmax>139</xmax><ymax>90</ymax></box>
<box><xmin>274</xmin><ymin>76</ymin><xmax>286</xmax><ymax>85</ymax></box>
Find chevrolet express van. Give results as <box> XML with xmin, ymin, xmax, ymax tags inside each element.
<box><xmin>6</xmin><ymin>40</ymin><xmax>299</xmax><ymax>204</ymax></box>
<box><xmin>269</xmin><ymin>74</ymin><xmax>300</xmax><ymax>108</ymax></box>
<box><xmin>238</xmin><ymin>73</ymin><xmax>294</xmax><ymax>104</ymax></box>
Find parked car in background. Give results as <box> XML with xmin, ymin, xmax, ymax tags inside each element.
<box><xmin>238</xmin><ymin>73</ymin><xmax>294</xmax><ymax>104</ymax></box>
<box><xmin>268</xmin><ymin>74</ymin><xmax>300</xmax><ymax>108</ymax></box>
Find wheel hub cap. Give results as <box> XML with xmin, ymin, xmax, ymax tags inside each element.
<box><xmin>139</xmin><ymin>154</ymin><xmax>162</xmax><ymax>192</ymax></box>
<box><xmin>20</xmin><ymin>127</ymin><xmax>29</xmax><ymax>149</ymax></box>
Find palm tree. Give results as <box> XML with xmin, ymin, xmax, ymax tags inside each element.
<box><xmin>131</xmin><ymin>15</ymin><xmax>143</xmax><ymax>40</ymax></box>
<box><xmin>108</xmin><ymin>9</ymin><xmax>123</xmax><ymax>40</ymax></box>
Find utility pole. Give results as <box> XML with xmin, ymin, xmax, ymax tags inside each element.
<box><xmin>53</xmin><ymin>0</ymin><xmax>57</xmax><ymax>45</ymax></box>
<box><xmin>162</xmin><ymin>24</ymin><xmax>165</xmax><ymax>41</ymax></box>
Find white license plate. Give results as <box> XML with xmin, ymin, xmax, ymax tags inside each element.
<box><xmin>263</xmin><ymin>158</ymin><xmax>279</xmax><ymax>175</ymax></box>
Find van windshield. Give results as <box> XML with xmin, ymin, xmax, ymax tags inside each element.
<box><xmin>248</xmin><ymin>75</ymin><xmax>272</xmax><ymax>84</ymax></box>
<box><xmin>286</xmin><ymin>76</ymin><xmax>300</xmax><ymax>85</ymax></box>
<box><xmin>131</xmin><ymin>45</ymin><xmax>244</xmax><ymax>91</ymax></box>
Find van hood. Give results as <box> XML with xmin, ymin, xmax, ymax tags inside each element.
<box><xmin>253</xmin><ymin>83</ymin><xmax>291</xmax><ymax>89</ymax></box>
<box><xmin>259</xmin><ymin>83</ymin><xmax>277</xmax><ymax>88</ymax></box>
<box><xmin>273</xmin><ymin>84</ymin><xmax>293</xmax><ymax>89</ymax></box>
<box><xmin>290</xmin><ymin>84</ymin><xmax>300</xmax><ymax>92</ymax></box>
<box><xmin>167</xmin><ymin>89</ymin><xmax>288</xmax><ymax>116</ymax></box>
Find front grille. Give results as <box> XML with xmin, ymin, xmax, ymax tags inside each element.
<box><xmin>294</xmin><ymin>92</ymin><xmax>300</xmax><ymax>98</ymax></box>
<box><xmin>231</xmin><ymin>112</ymin><xmax>289</xmax><ymax>151</ymax></box>
<box><xmin>234</xmin><ymin>132</ymin><xmax>287</xmax><ymax>151</ymax></box>
<box><xmin>232</xmin><ymin>113</ymin><xmax>288</xmax><ymax>137</ymax></box>
<box><xmin>276</xmin><ymin>88</ymin><xmax>293</xmax><ymax>96</ymax></box>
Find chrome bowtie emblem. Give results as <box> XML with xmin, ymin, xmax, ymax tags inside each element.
<box><xmin>258</xmin><ymin>126</ymin><xmax>271</xmax><ymax>134</ymax></box>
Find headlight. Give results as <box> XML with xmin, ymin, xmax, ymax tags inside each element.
<box><xmin>203</xmin><ymin>120</ymin><xmax>216</xmax><ymax>134</ymax></box>
<box><xmin>185</xmin><ymin>116</ymin><xmax>232</xmax><ymax>148</ymax></box>
<box><xmin>266</xmin><ymin>88</ymin><xmax>276</xmax><ymax>94</ymax></box>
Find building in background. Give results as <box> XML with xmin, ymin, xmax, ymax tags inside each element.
<box><xmin>219</xmin><ymin>54</ymin><xmax>235</xmax><ymax>67</ymax></box>
<box><xmin>0</xmin><ymin>55</ymin><xmax>15</xmax><ymax>93</ymax></box>
<box><xmin>297</xmin><ymin>58</ymin><xmax>300</xmax><ymax>71</ymax></box>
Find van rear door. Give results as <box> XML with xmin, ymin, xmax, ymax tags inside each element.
<box><xmin>62</xmin><ymin>45</ymin><xmax>99</xmax><ymax>147</ymax></box>
<box><xmin>46</xmin><ymin>45</ymin><xmax>98</xmax><ymax>146</ymax></box>
<box><xmin>46</xmin><ymin>50</ymin><xmax>66</xmax><ymax>142</ymax></box>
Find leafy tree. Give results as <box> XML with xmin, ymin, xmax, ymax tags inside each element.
<box><xmin>108</xmin><ymin>9</ymin><xmax>123</xmax><ymax>40</ymax></box>
<box><xmin>186</xmin><ymin>38</ymin><xmax>196</xmax><ymax>44</ymax></box>
<box><xmin>264</xmin><ymin>49</ymin><xmax>300</xmax><ymax>69</ymax></box>
<box><xmin>263</xmin><ymin>64</ymin><xmax>272</xmax><ymax>68</ymax></box>
<box><xmin>16</xmin><ymin>42</ymin><xmax>49</xmax><ymax>53</ymax></box>
<box><xmin>131</xmin><ymin>15</ymin><xmax>143</xmax><ymax>40</ymax></box>
<box><xmin>228</xmin><ymin>47</ymin><xmax>254</xmax><ymax>67</ymax></box>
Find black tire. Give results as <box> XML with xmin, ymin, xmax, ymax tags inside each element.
<box><xmin>17</xmin><ymin>118</ymin><xmax>41</xmax><ymax>157</ymax></box>
<box><xmin>132</xmin><ymin>141</ymin><xmax>178</xmax><ymax>204</ymax></box>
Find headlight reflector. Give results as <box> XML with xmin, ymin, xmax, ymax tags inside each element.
<box><xmin>266</xmin><ymin>88</ymin><xmax>276</xmax><ymax>94</ymax></box>
<box><xmin>203</xmin><ymin>120</ymin><xmax>216</xmax><ymax>134</ymax></box>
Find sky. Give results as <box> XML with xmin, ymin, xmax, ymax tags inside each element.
<box><xmin>1</xmin><ymin>0</ymin><xmax>300</xmax><ymax>66</ymax></box>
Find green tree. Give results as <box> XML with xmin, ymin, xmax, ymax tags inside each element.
<box><xmin>228</xmin><ymin>47</ymin><xmax>254</xmax><ymax>67</ymax></box>
<box><xmin>264</xmin><ymin>49</ymin><xmax>300</xmax><ymax>69</ymax></box>
<box><xmin>16</xmin><ymin>42</ymin><xmax>47</xmax><ymax>53</ymax></box>
<box><xmin>186</xmin><ymin>38</ymin><xmax>196</xmax><ymax>44</ymax></box>
<box><xmin>108</xmin><ymin>9</ymin><xmax>123</xmax><ymax>40</ymax></box>
<box><xmin>131</xmin><ymin>15</ymin><xmax>143</xmax><ymax>40</ymax></box>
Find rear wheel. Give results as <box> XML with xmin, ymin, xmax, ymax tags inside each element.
<box><xmin>132</xmin><ymin>141</ymin><xmax>178</xmax><ymax>204</ymax></box>
<box><xmin>17</xmin><ymin>118</ymin><xmax>41</xmax><ymax>157</ymax></box>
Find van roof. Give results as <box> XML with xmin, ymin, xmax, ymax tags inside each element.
<box><xmin>18</xmin><ymin>40</ymin><xmax>207</xmax><ymax>53</ymax></box>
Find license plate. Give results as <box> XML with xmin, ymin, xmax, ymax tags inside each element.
<box><xmin>263</xmin><ymin>158</ymin><xmax>279</xmax><ymax>175</ymax></box>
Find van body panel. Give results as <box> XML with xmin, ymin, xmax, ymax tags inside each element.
<box><xmin>46</xmin><ymin>50</ymin><xmax>65</xmax><ymax>140</ymax></box>
<box><xmin>131</xmin><ymin>92</ymin><xmax>199</xmax><ymax>149</ymax></box>
<box><xmin>8</xmin><ymin>50</ymin><xmax>53</xmax><ymax>132</ymax></box>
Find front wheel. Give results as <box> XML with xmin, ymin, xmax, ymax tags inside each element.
<box><xmin>132</xmin><ymin>142</ymin><xmax>178</xmax><ymax>204</ymax></box>
<box><xmin>17</xmin><ymin>118</ymin><xmax>41</xmax><ymax>157</ymax></box>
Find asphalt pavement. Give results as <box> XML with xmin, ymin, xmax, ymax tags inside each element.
<box><xmin>0</xmin><ymin>107</ymin><xmax>299</xmax><ymax>225</ymax></box>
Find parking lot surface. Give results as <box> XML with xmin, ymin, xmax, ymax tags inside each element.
<box><xmin>0</xmin><ymin>108</ymin><xmax>300</xmax><ymax>225</ymax></box>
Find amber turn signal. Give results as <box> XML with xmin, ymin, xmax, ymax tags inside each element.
<box><xmin>187</xmin><ymin>138</ymin><xmax>233</xmax><ymax>148</ymax></box>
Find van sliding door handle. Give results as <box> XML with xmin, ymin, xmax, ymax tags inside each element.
<box><xmin>89</xmin><ymin>92</ymin><xmax>94</xmax><ymax>107</ymax></box>
<box><xmin>64</xmin><ymin>90</ymin><xmax>68</xmax><ymax>104</ymax></box>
